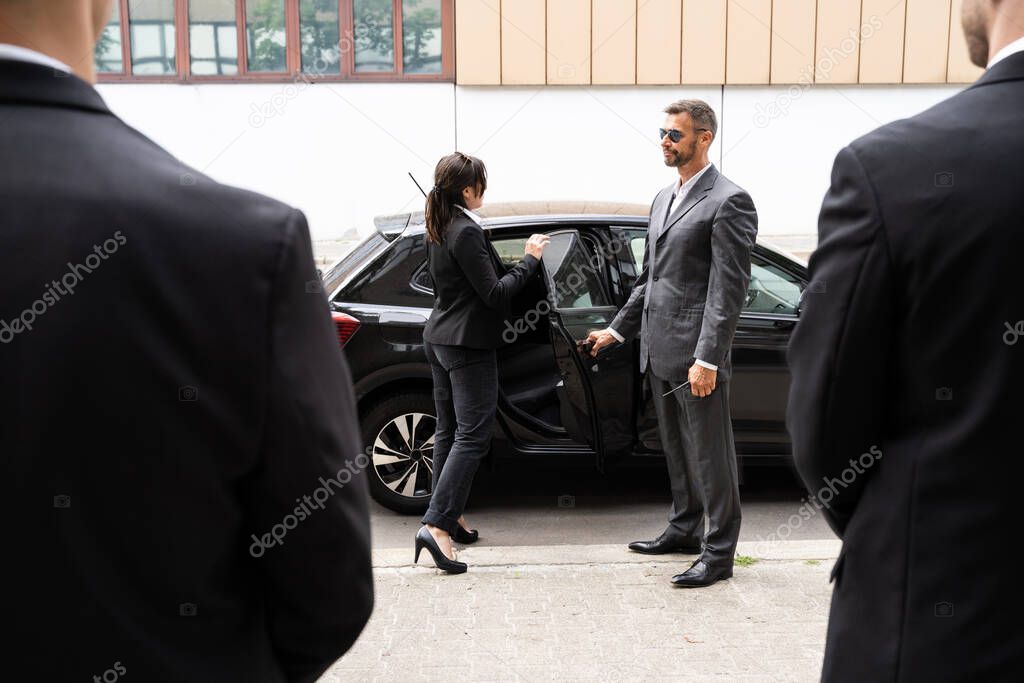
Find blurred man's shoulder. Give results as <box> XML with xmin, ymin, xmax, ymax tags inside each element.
<box><xmin>846</xmin><ymin>84</ymin><xmax>987</xmax><ymax>165</ymax></box>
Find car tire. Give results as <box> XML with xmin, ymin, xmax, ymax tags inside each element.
<box><xmin>361</xmin><ymin>392</ymin><xmax>437</xmax><ymax>515</ymax></box>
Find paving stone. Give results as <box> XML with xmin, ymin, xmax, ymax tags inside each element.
<box><xmin>324</xmin><ymin>552</ymin><xmax>832</xmax><ymax>681</ymax></box>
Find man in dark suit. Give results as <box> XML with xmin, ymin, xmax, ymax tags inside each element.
<box><xmin>1</xmin><ymin>2</ymin><xmax>373</xmax><ymax>681</ymax></box>
<box><xmin>589</xmin><ymin>100</ymin><xmax>758</xmax><ymax>588</ymax></box>
<box><xmin>787</xmin><ymin>0</ymin><xmax>1024</xmax><ymax>678</ymax></box>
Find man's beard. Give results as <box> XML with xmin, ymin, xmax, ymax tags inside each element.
<box><xmin>961</xmin><ymin>0</ymin><xmax>990</xmax><ymax>67</ymax></box>
<box><xmin>664</xmin><ymin>143</ymin><xmax>697</xmax><ymax>168</ymax></box>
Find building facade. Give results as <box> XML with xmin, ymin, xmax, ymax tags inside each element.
<box><xmin>94</xmin><ymin>0</ymin><xmax>982</xmax><ymax>243</ymax></box>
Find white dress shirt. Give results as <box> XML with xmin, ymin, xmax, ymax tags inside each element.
<box><xmin>665</xmin><ymin>162</ymin><xmax>713</xmax><ymax>221</ymax></box>
<box><xmin>609</xmin><ymin>163</ymin><xmax>719</xmax><ymax>372</ymax></box>
<box><xmin>988</xmin><ymin>35</ymin><xmax>1024</xmax><ymax>69</ymax></box>
<box><xmin>0</xmin><ymin>43</ymin><xmax>72</xmax><ymax>73</ymax></box>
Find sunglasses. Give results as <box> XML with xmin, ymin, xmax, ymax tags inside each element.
<box><xmin>659</xmin><ymin>127</ymin><xmax>709</xmax><ymax>143</ymax></box>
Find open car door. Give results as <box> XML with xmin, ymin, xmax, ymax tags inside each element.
<box><xmin>540</xmin><ymin>230</ymin><xmax>636</xmax><ymax>471</ymax></box>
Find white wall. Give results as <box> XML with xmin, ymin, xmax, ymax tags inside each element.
<box><xmin>720</xmin><ymin>84</ymin><xmax>960</xmax><ymax>235</ymax></box>
<box><xmin>454</xmin><ymin>85</ymin><xmax>722</xmax><ymax>209</ymax></box>
<box><xmin>98</xmin><ymin>82</ymin><xmax>456</xmax><ymax>242</ymax></box>
<box><xmin>97</xmin><ymin>81</ymin><xmax>962</xmax><ymax>241</ymax></box>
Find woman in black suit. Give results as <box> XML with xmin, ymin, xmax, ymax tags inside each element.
<box><xmin>414</xmin><ymin>152</ymin><xmax>549</xmax><ymax>573</ymax></box>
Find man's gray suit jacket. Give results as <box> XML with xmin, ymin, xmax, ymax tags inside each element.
<box><xmin>611</xmin><ymin>164</ymin><xmax>758</xmax><ymax>383</ymax></box>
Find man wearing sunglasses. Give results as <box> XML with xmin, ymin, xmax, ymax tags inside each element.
<box><xmin>587</xmin><ymin>99</ymin><xmax>758</xmax><ymax>588</ymax></box>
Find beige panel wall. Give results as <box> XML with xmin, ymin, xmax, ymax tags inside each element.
<box><xmin>501</xmin><ymin>0</ymin><xmax>546</xmax><ymax>85</ymax></box>
<box><xmin>859</xmin><ymin>0</ymin><xmax>906</xmax><ymax>83</ymax></box>
<box><xmin>547</xmin><ymin>0</ymin><xmax>592</xmax><ymax>84</ymax></box>
<box><xmin>637</xmin><ymin>0</ymin><xmax>682</xmax><ymax>84</ymax></box>
<box><xmin>456</xmin><ymin>0</ymin><xmax>501</xmax><ymax>85</ymax></box>
<box><xmin>815</xmin><ymin>0</ymin><xmax>863</xmax><ymax>83</ymax></box>
<box><xmin>592</xmin><ymin>0</ymin><xmax>638</xmax><ymax>84</ymax></box>
<box><xmin>681</xmin><ymin>0</ymin><xmax>727</xmax><ymax>84</ymax></box>
<box><xmin>947</xmin><ymin>0</ymin><xmax>984</xmax><ymax>82</ymax></box>
<box><xmin>771</xmin><ymin>0</ymin><xmax>818</xmax><ymax>84</ymax></box>
<box><xmin>458</xmin><ymin>0</ymin><xmax>976</xmax><ymax>86</ymax></box>
<box><xmin>903</xmin><ymin>0</ymin><xmax>950</xmax><ymax>83</ymax></box>
<box><xmin>726</xmin><ymin>0</ymin><xmax>772</xmax><ymax>84</ymax></box>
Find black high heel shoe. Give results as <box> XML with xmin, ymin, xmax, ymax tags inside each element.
<box><xmin>414</xmin><ymin>526</ymin><xmax>467</xmax><ymax>574</ymax></box>
<box><xmin>451</xmin><ymin>525</ymin><xmax>479</xmax><ymax>545</ymax></box>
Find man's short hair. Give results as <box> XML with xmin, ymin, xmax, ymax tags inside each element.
<box><xmin>664</xmin><ymin>99</ymin><xmax>718</xmax><ymax>140</ymax></box>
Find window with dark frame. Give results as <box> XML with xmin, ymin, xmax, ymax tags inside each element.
<box><xmin>94</xmin><ymin>0</ymin><xmax>453</xmax><ymax>82</ymax></box>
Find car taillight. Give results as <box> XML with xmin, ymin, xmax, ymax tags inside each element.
<box><xmin>332</xmin><ymin>312</ymin><xmax>360</xmax><ymax>347</ymax></box>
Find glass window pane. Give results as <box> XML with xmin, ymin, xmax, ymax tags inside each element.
<box><xmin>189</xmin><ymin>0</ymin><xmax>239</xmax><ymax>75</ymax></box>
<box><xmin>245</xmin><ymin>0</ymin><xmax>287</xmax><ymax>72</ymax></box>
<box><xmin>492</xmin><ymin>237</ymin><xmax>529</xmax><ymax>268</ymax></box>
<box><xmin>300</xmin><ymin>0</ymin><xmax>341</xmax><ymax>74</ymax></box>
<box><xmin>129</xmin><ymin>0</ymin><xmax>176</xmax><ymax>75</ymax></box>
<box><xmin>745</xmin><ymin>258</ymin><xmax>803</xmax><ymax>315</ymax></box>
<box><xmin>542</xmin><ymin>233</ymin><xmax>611</xmax><ymax>310</ymax></box>
<box><xmin>94</xmin><ymin>4</ymin><xmax>123</xmax><ymax>73</ymax></box>
<box><xmin>402</xmin><ymin>0</ymin><xmax>441</xmax><ymax>74</ymax></box>
<box><xmin>353</xmin><ymin>0</ymin><xmax>394</xmax><ymax>73</ymax></box>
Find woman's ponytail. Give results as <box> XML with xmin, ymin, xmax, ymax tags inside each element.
<box><xmin>424</xmin><ymin>152</ymin><xmax>488</xmax><ymax>244</ymax></box>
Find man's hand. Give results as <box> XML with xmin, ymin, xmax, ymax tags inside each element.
<box><xmin>688</xmin><ymin>363</ymin><xmax>717</xmax><ymax>397</ymax></box>
<box><xmin>586</xmin><ymin>329</ymin><xmax>619</xmax><ymax>357</ymax></box>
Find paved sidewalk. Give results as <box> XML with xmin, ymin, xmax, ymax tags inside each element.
<box><xmin>321</xmin><ymin>541</ymin><xmax>838</xmax><ymax>682</ymax></box>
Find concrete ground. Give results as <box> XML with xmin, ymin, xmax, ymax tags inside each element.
<box><xmin>322</xmin><ymin>464</ymin><xmax>838</xmax><ymax>682</ymax></box>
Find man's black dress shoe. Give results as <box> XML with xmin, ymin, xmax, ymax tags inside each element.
<box><xmin>452</xmin><ymin>525</ymin><xmax>479</xmax><ymax>545</ymax></box>
<box><xmin>628</xmin><ymin>531</ymin><xmax>702</xmax><ymax>555</ymax></box>
<box><xmin>670</xmin><ymin>560</ymin><xmax>733</xmax><ymax>588</ymax></box>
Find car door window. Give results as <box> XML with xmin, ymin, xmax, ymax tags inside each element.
<box><xmin>626</xmin><ymin>231</ymin><xmax>646</xmax><ymax>271</ymax></box>
<box><xmin>542</xmin><ymin>232</ymin><xmax>612</xmax><ymax>309</ymax></box>
<box><xmin>491</xmin><ymin>236</ymin><xmax>529</xmax><ymax>267</ymax></box>
<box><xmin>410</xmin><ymin>235</ymin><xmax>536</xmax><ymax>294</ymax></box>
<box><xmin>745</xmin><ymin>257</ymin><xmax>803</xmax><ymax>315</ymax></box>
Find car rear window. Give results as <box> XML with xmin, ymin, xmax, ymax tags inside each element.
<box><xmin>322</xmin><ymin>233</ymin><xmax>389</xmax><ymax>296</ymax></box>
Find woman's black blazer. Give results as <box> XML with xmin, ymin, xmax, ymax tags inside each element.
<box><xmin>422</xmin><ymin>211</ymin><xmax>540</xmax><ymax>349</ymax></box>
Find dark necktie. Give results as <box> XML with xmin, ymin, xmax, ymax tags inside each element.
<box><xmin>664</xmin><ymin>191</ymin><xmax>677</xmax><ymax>224</ymax></box>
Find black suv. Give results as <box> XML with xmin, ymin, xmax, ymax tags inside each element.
<box><xmin>324</xmin><ymin>202</ymin><xmax>808</xmax><ymax>513</ymax></box>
